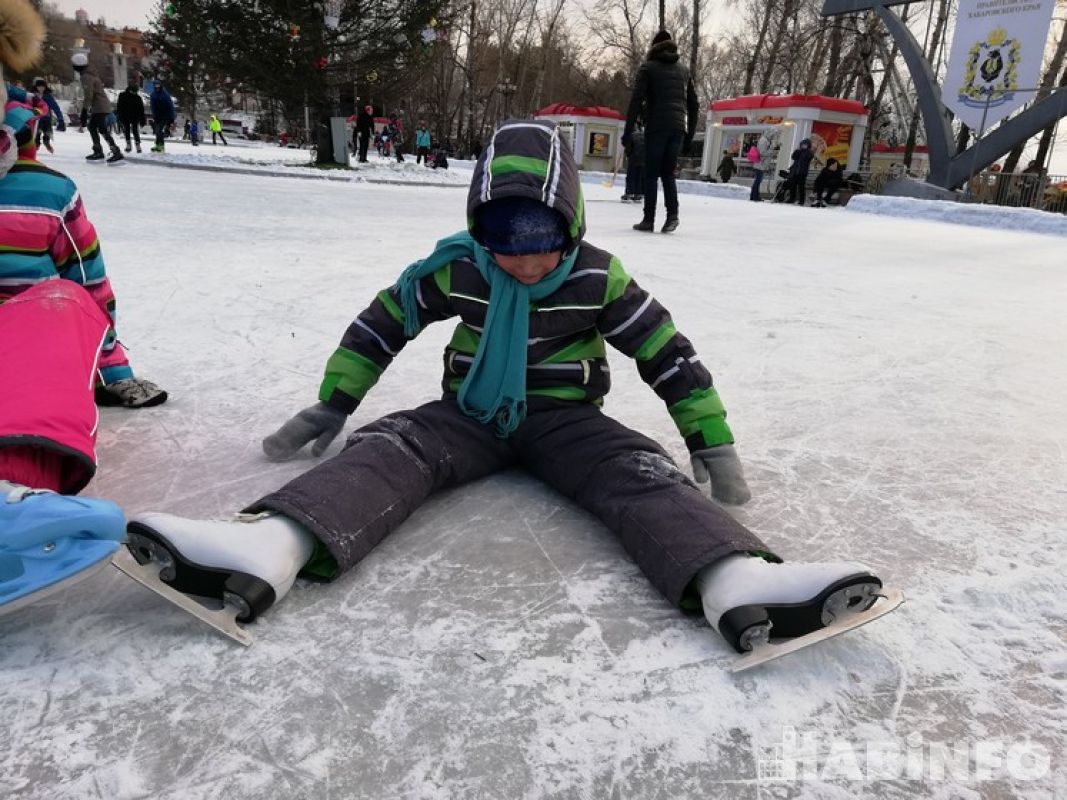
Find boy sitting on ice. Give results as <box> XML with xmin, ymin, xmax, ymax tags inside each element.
<box><xmin>126</xmin><ymin>119</ymin><xmax>885</xmax><ymax>655</ymax></box>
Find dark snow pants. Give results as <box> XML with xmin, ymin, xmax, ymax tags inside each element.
<box><xmin>247</xmin><ymin>397</ymin><xmax>771</xmax><ymax>607</ymax></box>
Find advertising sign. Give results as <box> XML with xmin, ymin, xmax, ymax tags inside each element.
<box><xmin>811</xmin><ymin>121</ymin><xmax>854</xmax><ymax>166</ymax></box>
<box><xmin>944</xmin><ymin>0</ymin><xmax>1057</xmax><ymax>131</ymax></box>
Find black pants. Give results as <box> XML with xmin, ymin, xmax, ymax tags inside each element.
<box><xmin>212</xmin><ymin>130</ymin><xmax>227</xmax><ymax>145</ymax></box>
<box><xmin>247</xmin><ymin>398</ymin><xmax>771</xmax><ymax>607</ymax></box>
<box><xmin>643</xmin><ymin>130</ymin><xmax>684</xmax><ymax>219</ymax></box>
<box><xmin>88</xmin><ymin>113</ymin><xmax>120</xmax><ymax>154</ymax></box>
<box><xmin>357</xmin><ymin>133</ymin><xmax>370</xmax><ymax>162</ymax></box>
<box><xmin>417</xmin><ymin>146</ymin><xmax>430</xmax><ymax>164</ymax></box>
<box><xmin>787</xmin><ymin>171</ymin><xmax>809</xmax><ymax>204</ymax></box>
<box><xmin>34</xmin><ymin>117</ymin><xmax>53</xmax><ymax>149</ymax></box>
<box><xmin>121</xmin><ymin>121</ymin><xmax>140</xmax><ymax>147</ymax></box>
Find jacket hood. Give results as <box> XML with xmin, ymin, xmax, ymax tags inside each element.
<box><xmin>648</xmin><ymin>39</ymin><xmax>679</xmax><ymax>63</ymax></box>
<box><xmin>467</xmin><ymin>119</ymin><xmax>585</xmax><ymax>250</ymax></box>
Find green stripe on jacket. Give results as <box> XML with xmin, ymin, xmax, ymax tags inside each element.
<box><xmin>669</xmin><ymin>387</ymin><xmax>734</xmax><ymax>447</ymax></box>
<box><xmin>319</xmin><ymin>346</ymin><xmax>385</xmax><ymax>404</ymax></box>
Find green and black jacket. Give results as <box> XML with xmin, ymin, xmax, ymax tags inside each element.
<box><xmin>318</xmin><ymin>120</ymin><xmax>734</xmax><ymax>453</ymax></box>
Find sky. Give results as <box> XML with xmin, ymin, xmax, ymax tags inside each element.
<box><xmin>48</xmin><ymin>0</ymin><xmax>156</xmax><ymax>29</ymax></box>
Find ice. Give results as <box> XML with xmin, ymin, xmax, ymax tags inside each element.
<box><xmin>1</xmin><ymin>132</ymin><xmax>1064</xmax><ymax>798</ymax></box>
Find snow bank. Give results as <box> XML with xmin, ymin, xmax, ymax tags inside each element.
<box><xmin>846</xmin><ymin>194</ymin><xmax>1067</xmax><ymax>238</ymax></box>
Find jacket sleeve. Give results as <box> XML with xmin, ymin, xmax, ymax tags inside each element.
<box><xmin>624</xmin><ymin>64</ymin><xmax>649</xmax><ymax>140</ymax></box>
<box><xmin>318</xmin><ymin>266</ymin><xmax>456</xmax><ymax>414</ymax></box>
<box><xmin>596</xmin><ymin>256</ymin><xmax>734</xmax><ymax>451</ymax></box>
<box><xmin>45</xmin><ymin>95</ymin><xmax>66</xmax><ymax>130</ymax></box>
<box><xmin>50</xmin><ymin>186</ymin><xmax>133</xmax><ymax>382</ymax></box>
<box><xmin>685</xmin><ymin>75</ymin><xmax>699</xmax><ymax>141</ymax></box>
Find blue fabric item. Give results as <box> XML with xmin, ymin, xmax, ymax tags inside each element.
<box><xmin>475</xmin><ymin>196</ymin><xmax>570</xmax><ymax>255</ymax></box>
<box><xmin>395</xmin><ymin>230</ymin><xmax>578</xmax><ymax>436</ymax></box>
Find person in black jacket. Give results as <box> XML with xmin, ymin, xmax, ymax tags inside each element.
<box><xmin>116</xmin><ymin>82</ymin><xmax>145</xmax><ymax>153</ymax></box>
<box><xmin>353</xmin><ymin>104</ymin><xmax>373</xmax><ymax>163</ymax></box>
<box><xmin>623</xmin><ymin>30</ymin><xmax>699</xmax><ymax>234</ymax></box>
<box><xmin>811</xmin><ymin>158</ymin><xmax>844</xmax><ymax>207</ymax></box>
<box><xmin>785</xmin><ymin>138</ymin><xmax>816</xmax><ymax>205</ymax></box>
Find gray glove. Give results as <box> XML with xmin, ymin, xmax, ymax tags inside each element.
<box><xmin>690</xmin><ymin>444</ymin><xmax>752</xmax><ymax>505</ymax></box>
<box><xmin>262</xmin><ymin>402</ymin><xmax>347</xmax><ymax>461</ymax></box>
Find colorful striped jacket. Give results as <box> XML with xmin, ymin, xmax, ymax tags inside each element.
<box><xmin>0</xmin><ymin>92</ymin><xmax>131</xmax><ymax>383</ymax></box>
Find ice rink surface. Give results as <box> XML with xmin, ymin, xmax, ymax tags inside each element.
<box><xmin>1</xmin><ymin>139</ymin><xmax>1065</xmax><ymax>799</ymax></box>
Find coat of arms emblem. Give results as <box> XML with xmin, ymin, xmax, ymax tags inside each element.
<box><xmin>958</xmin><ymin>27</ymin><xmax>1020</xmax><ymax>112</ymax></box>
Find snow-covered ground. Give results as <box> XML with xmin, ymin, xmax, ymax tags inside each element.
<box><xmin>1</xmin><ymin>135</ymin><xmax>1065</xmax><ymax>799</ymax></box>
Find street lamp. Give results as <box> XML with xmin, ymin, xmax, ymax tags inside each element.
<box><xmin>497</xmin><ymin>79</ymin><xmax>517</xmax><ymax>121</ymax></box>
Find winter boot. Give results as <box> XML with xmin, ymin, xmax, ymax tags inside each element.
<box><xmin>85</xmin><ymin>149</ymin><xmax>105</xmax><ymax>161</ymax></box>
<box><xmin>632</xmin><ymin>215</ymin><xmax>655</xmax><ymax>232</ymax></box>
<box><xmin>620</xmin><ymin>194</ymin><xmax>632</xmax><ymax>203</ymax></box>
<box><xmin>135</xmin><ymin>144</ymin><xmax>142</xmax><ymax>153</ymax></box>
<box><xmin>150</xmin><ymin>144</ymin><xmax>164</xmax><ymax>153</ymax></box>
<box><xmin>695</xmin><ymin>554</ymin><xmax>882</xmax><ymax>653</ymax></box>
<box><xmin>125</xmin><ymin>144</ymin><xmax>132</xmax><ymax>152</ymax></box>
<box><xmin>125</xmin><ymin>511</ymin><xmax>317</xmax><ymax>622</ymax></box>
<box><xmin>107</xmin><ymin>150</ymin><xmax>125</xmax><ymax>164</ymax></box>
<box><xmin>94</xmin><ymin>378</ymin><xmax>168</xmax><ymax>408</ymax></box>
<box><xmin>0</xmin><ymin>481</ymin><xmax>125</xmax><ymax>615</ymax></box>
<box><xmin>661</xmin><ymin>215</ymin><xmax>679</xmax><ymax>233</ymax></box>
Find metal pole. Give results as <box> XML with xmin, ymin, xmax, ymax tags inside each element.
<box><xmin>964</xmin><ymin>92</ymin><xmax>994</xmax><ymax>199</ymax></box>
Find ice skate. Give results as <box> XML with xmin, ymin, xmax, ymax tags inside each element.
<box><xmin>85</xmin><ymin>150</ymin><xmax>105</xmax><ymax>161</ymax></box>
<box><xmin>695</xmin><ymin>555</ymin><xmax>904</xmax><ymax>672</ymax></box>
<box><xmin>94</xmin><ymin>377</ymin><xmax>167</xmax><ymax>408</ymax></box>
<box><xmin>0</xmin><ymin>481</ymin><xmax>125</xmax><ymax>617</ymax></box>
<box><xmin>114</xmin><ymin>511</ymin><xmax>315</xmax><ymax>645</ymax></box>
<box><xmin>106</xmin><ymin>150</ymin><xmax>125</xmax><ymax>165</ymax></box>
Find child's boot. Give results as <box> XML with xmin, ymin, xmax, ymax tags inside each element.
<box><xmin>695</xmin><ymin>554</ymin><xmax>882</xmax><ymax>653</ymax></box>
<box><xmin>0</xmin><ymin>481</ymin><xmax>125</xmax><ymax>615</ymax></box>
<box><xmin>124</xmin><ymin>511</ymin><xmax>317</xmax><ymax>621</ymax></box>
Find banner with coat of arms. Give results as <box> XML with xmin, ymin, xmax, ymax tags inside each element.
<box><xmin>943</xmin><ymin>0</ymin><xmax>1056</xmax><ymax>132</ymax></box>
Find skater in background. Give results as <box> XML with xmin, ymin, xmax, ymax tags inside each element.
<box><xmin>189</xmin><ymin>117</ymin><xmax>200</xmax><ymax>146</ymax></box>
<box><xmin>811</xmin><ymin>158</ymin><xmax>844</xmax><ymax>207</ymax></box>
<box><xmin>71</xmin><ymin>51</ymin><xmax>123</xmax><ymax>163</ymax></box>
<box><xmin>621</xmin><ymin>124</ymin><xmax>644</xmax><ymax>203</ymax></box>
<box><xmin>181</xmin><ymin>119</ymin><xmax>190</xmax><ymax>140</ymax></box>
<box><xmin>30</xmin><ymin>76</ymin><xmax>63</xmax><ymax>153</ymax></box>
<box><xmin>747</xmin><ymin>131</ymin><xmax>775</xmax><ymax>201</ymax></box>
<box><xmin>354</xmin><ymin>103</ymin><xmax>373</xmax><ymax>163</ymax></box>
<box><xmin>415</xmin><ymin>122</ymin><xmax>431</xmax><ymax>164</ymax></box>
<box><xmin>387</xmin><ymin>114</ymin><xmax>404</xmax><ymax>162</ymax></box>
<box><xmin>125</xmin><ymin>119</ymin><xmax>885</xmax><ymax>658</ymax></box>
<box><xmin>716</xmin><ymin>149</ymin><xmax>735</xmax><ymax>183</ymax></box>
<box><xmin>116</xmin><ymin>82</ymin><xmax>145</xmax><ymax>153</ymax></box>
<box><xmin>623</xmin><ymin>30</ymin><xmax>699</xmax><ymax>233</ymax></box>
<box><xmin>0</xmin><ymin>0</ymin><xmax>166</xmax><ymax>614</ymax></box>
<box><xmin>149</xmin><ymin>80</ymin><xmax>175</xmax><ymax>153</ymax></box>
<box><xmin>209</xmin><ymin>113</ymin><xmax>227</xmax><ymax>146</ymax></box>
<box><xmin>785</xmin><ymin>138</ymin><xmax>816</xmax><ymax>205</ymax></box>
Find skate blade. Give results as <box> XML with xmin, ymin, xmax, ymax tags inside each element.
<box><xmin>111</xmin><ymin>549</ymin><xmax>253</xmax><ymax>646</ymax></box>
<box><xmin>729</xmin><ymin>587</ymin><xmax>904</xmax><ymax>673</ymax></box>
<box><xmin>0</xmin><ymin>555</ymin><xmax>116</xmax><ymax>618</ymax></box>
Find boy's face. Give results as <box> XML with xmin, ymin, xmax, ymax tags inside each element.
<box><xmin>492</xmin><ymin>251</ymin><xmax>563</xmax><ymax>285</ymax></box>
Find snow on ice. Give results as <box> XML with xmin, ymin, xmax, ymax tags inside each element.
<box><xmin>0</xmin><ymin>135</ymin><xmax>1064</xmax><ymax>800</ymax></box>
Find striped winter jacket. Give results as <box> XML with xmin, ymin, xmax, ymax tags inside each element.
<box><xmin>319</xmin><ymin>242</ymin><xmax>735</xmax><ymax>452</ymax></box>
<box><xmin>318</xmin><ymin>118</ymin><xmax>734</xmax><ymax>452</ymax></box>
<box><xmin>0</xmin><ymin>93</ymin><xmax>132</xmax><ymax>383</ymax></box>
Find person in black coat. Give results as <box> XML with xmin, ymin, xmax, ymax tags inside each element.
<box><xmin>354</xmin><ymin>104</ymin><xmax>373</xmax><ymax>163</ymax></box>
<box><xmin>785</xmin><ymin>138</ymin><xmax>816</xmax><ymax>205</ymax></box>
<box><xmin>116</xmin><ymin>83</ymin><xmax>146</xmax><ymax>153</ymax></box>
<box><xmin>623</xmin><ymin>30</ymin><xmax>700</xmax><ymax>233</ymax></box>
<box><xmin>811</xmin><ymin>158</ymin><xmax>844</xmax><ymax>207</ymax></box>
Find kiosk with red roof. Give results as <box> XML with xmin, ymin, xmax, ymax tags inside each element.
<box><xmin>534</xmin><ymin>104</ymin><xmax>626</xmax><ymax>172</ymax></box>
<box><xmin>700</xmin><ymin>94</ymin><xmax>869</xmax><ymax>186</ymax></box>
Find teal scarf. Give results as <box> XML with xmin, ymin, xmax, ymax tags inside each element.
<box><xmin>396</xmin><ymin>230</ymin><xmax>579</xmax><ymax>437</ymax></box>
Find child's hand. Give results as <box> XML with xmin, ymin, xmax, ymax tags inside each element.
<box><xmin>690</xmin><ymin>444</ymin><xmax>752</xmax><ymax>505</ymax></box>
<box><xmin>262</xmin><ymin>402</ymin><xmax>347</xmax><ymax>461</ymax></box>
